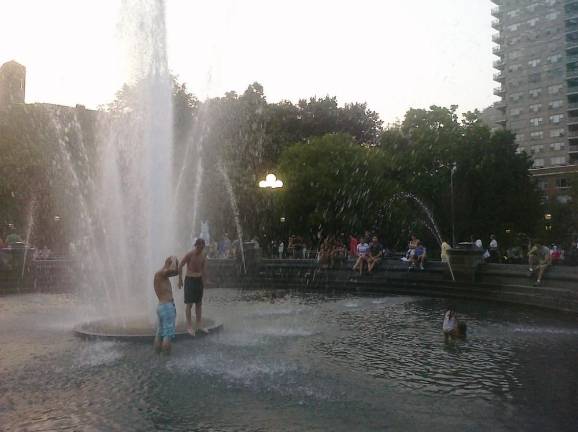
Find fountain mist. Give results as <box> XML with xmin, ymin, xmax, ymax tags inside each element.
<box><xmin>87</xmin><ymin>0</ymin><xmax>174</xmax><ymax>319</ymax></box>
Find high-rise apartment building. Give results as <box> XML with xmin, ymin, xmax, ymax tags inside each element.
<box><xmin>491</xmin><ymin>0</ymin><xmax>578</xmax><ymax>200</ymax></box>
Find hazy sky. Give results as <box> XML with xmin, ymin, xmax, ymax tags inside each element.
<box><xmin>0</xmin><ymin>0</ymin><xmax>497</xmax><ymax>124</ymax></box>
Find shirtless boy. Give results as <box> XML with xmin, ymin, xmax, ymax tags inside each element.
<box><xmin>178</xmin><ymin>238</ymin><xmax>208</xmax><ymax>336</ymax></box>
<box><xmin>154</xmin><ymin>256</ymin><xmax>179</xmax><ymax>354</ymax></box>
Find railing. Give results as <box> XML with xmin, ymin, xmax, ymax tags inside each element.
<box><xmin>492</xmin><ymin>46</ymin><xmax>503</xmax><ymax>55</ymax></box>
<box><xmin>492</xmin><ymin>33</ymin><xmax>502</xmax><ymax>43</ymax></box>
<box><xmin>567</xmin><ymin>69</ymin><xmax>578</xmax><ymax>79</ymax></box>
<box><xmin>567</xmin><ymin>54</ymin><xmax>578</xmax><ymax>63</ymax></box>
<box><xmin>567</xmin><ymin>101</ymin><xmax>578</xmax><ymax>110</ymax></box>
<box><xmin>493</xmin><ymin>72</ymin><xmax>504</xmax><ymax>81</ymax></box>
<box><xmin>491</xmin><ymin>6</ymin><xmax>500</xmax><ymax>17</ymax></box>
<box><xmin>493</xmin><ymin>58</ymin><xmax>505</xmax><ymax>68</ymax></box>
<box><xmin>493</xmin><ymin>87</ymin><xmax>505</xmax><ymax>96</ymax></box>
<box><xmin>491</xmin><ymin>19</ymin><xmax>500</xmax><ymax>29</ymax></box>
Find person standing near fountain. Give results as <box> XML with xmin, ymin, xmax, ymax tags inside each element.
<box><xmin>154</xmin><ymin>256</ymin><xmax>179</xmax><ymax>354</ymax></box>
<box><xmin>178</xmin><ymin>238</ymin><xmax>208</xmax><ymax>336</ymax></box>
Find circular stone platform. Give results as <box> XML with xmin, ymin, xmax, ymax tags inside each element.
<box><xmin>73</xmin><ymin>317</ymin><xmax>223</xmax><ymax>342</ymax></box>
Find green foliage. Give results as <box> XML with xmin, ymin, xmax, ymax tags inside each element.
<box><xmin>278</xmin><ymin>133</ymin><xmax>394</xmax><ymax>240</ymax></box>
<box><xmin>378</xmin><ymin>106</ymin><xmax>543</xmax><ymax>246</ymax></box>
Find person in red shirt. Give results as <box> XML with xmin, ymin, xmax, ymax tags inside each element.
<box><xmin>348</xmin><ymin>234</ymin><xmax>358</xmax><ymax>258</ymax></box>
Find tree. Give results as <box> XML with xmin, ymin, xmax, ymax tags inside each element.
<box><xmin>378</xmin><ymin>106</ymin><xmax>543</xmax><ymax>246</ymax></box>
<box><xmin>277</xmin><ymin>133</ymin><xmax>394</xmax><ymax>241</ymax></box>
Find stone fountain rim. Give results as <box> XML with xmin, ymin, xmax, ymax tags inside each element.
<box><xmin>73</xmin><ymin>317</ymin><xmax>223</xmax><ymax>342</ymax></box>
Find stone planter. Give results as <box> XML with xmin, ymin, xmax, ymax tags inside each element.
<box><xmin>446</xmin><ymin>247</ymin><xmax>485</xmax><ymax>282</ymax></box>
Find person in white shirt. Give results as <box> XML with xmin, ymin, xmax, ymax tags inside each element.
<box><xmin>353</xmin><ymin>237</ymin><xmax>370</xmax><ymax>275</ymax></box>
<box><xmin>489</xmin><ymin>234</ymin><xmax>499</xmax><ymax>263</ymax></box>
<box><xmin>442</xmin><ymin>307</ymin><xmax>466</xmax><ymax>341</ymax></box>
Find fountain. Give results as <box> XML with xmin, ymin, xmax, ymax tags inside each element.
<box><xmin>73</xmin><ymin>0</ymin><xmax>221</xmax><ymax>339</ymax></box>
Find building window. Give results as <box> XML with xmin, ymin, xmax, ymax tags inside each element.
<box><xmin>527</xmin><ymin>18</ymin><xmax>540</xmax><ymax>27</ymax></box>
<box><xmin>510</xmin><ymin>108</ymin><xmax>522</xmax><ymax>117</ymax></box>
<box><xmin>550</xmin><ymin>142</ymin><xmax>566</xmax><ymax>151</ymax></box>
<box><xmin>529</xmin><ymin>104</ymin><xmax>542</xmax><ymax>113</ymax></box>
<box><xmin>534</xmin><ymin>158</ymin><xmax>545</xmax><ymax>168</ymax></box>
<box><xmin>531</xmin><ymin>145</ymin><xmax>544</xmax><ymax>153</ymax></box>
<box><xmin>548</xmin><ymin>85</ymin><xmax>563</xmax><ymax>95</ymax></box>
<box><xmin>510</xmin><ymin>50</ymin><xmax>522</xmax><ymax>60</ymax></box>
<box><xmin>550</xmin><ymin>114</ymin><xmax>564</xmax><ymax>124</ymax></box>
<box><xmin>516</xmin><ymin>133</ymin><xmax>525</xmax><ymax>142</ymax></box>
<box><xmin>508</xmin><ymin>64</ymin><xmax>522</xmax><ymax>72</ymax></box>
<box><xmin>537</xmin><ymin>179</ymin><xmax>548</xmax><ymax>191</ymax></box>
<box><xmin>528</xmin><ymin>59</ymin><xmax>541</xmax><ymax>68</ymax></box>
<box><xmin>530</xmin><ymin>117</ymin><xmax>543</xmax><ymax>127</ymax></box>
<box><xmin>547</xmin><ymin>54</ymin><xmax>562</xmax><ymax>64</ymax></box>
<box><xmin>507</xmin><ymin>9</ymin><xmax>520</xmax><ymax>18</ymax></box>
<box><xmin>508</xmin><ymin>36</ymin><xmax>521</xmax><ymax>46</ymax></box>
<box><xmin>549</xmin><ymin>100</ymin><xmax>563</xmax><ymax>109</ymax></box>
<box><xmin>545</xmin><ymin>0</ymin><xmax>557</xmax><ymax>6</ymax></box>
<box><xmin>509</xmin><ymin>79</ymin><xmax>521</xmax><ymax>88</ymax></box>
<box><xmin>551</xmin><ymin>156</ymin><xmax>566</xmax><ymax>166</ymax></box>
<box><xmin>546</xmin><ymin>12</ymin><xmax>560</xmax><ymax>21</ymax></box>
<box><xmin>530</xmin><ymin>131</ymin><xmax>544</xmax><ymax>140</ymax></box>
<box><xmin>556</xmin><ymin>178</ymin><xmax>569</xmax><ymax>189</ymax></box>
<box><xmin>511</xmin><ymin>92</ymin><xmax>523</xmax><ymax>102</ymax></box>
<box><xmin>529</xmin><ymin>88</ymin><xmax>542</xmax><ymax>98</ymax></box>
<box><xmin>529</xmin><ymin>72</ymin><xmax>542</xmax><ymax>83</ymax></box>
<box><xmin>550</xmin><ymin>128</ymin><xmax>565</xmax><ymax>137</ymax></box>
<box><xmin>507</xmin><ymin>23</ymin><xmax>520</xmax><ymax>32</ymax></box>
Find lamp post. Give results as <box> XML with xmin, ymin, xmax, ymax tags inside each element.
<box><xmin>258</xmin><ymin>173</ymin><xmax>284</xmax><ymax>256</ymax></box>
<box><xmin>450</xmin><ymin>163</ymin><xmax>457</xmax><ymax>247</ymax></box>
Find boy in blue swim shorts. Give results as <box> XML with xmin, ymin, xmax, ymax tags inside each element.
<box><xmin>153</xmin><ymin>256</ymin><xmax>179</xmax><ymax>354</ymax></box>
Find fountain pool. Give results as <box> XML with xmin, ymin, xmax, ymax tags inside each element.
<box><xmin>2</xmin><ymin>289</ymin><xmax>578</xmax><ymax>431</ymax></box>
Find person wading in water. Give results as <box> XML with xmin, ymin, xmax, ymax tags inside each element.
<box><xmin>178</xmin><ymin>238</ymin><xmax>208</xmax><ymax>336</ymax></box>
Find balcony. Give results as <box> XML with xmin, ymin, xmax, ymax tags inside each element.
<box><xmin>568</xmin><ymin>85</ymin><xmax>578</xmax><ymax>96</ymax></box>
<box><xmin>568</xmin><ymin>101</ymin><xmax>578</xmax><ymax>111</ymax></box>
<box><xmin>493</xmin><ymin>58</ymin><xmax>505</xmax><ymax>69</ymax></box>
<box><xmin>491</xmin><ymin>6</ymin><xmax>501</xmax><ymax>17</ymax></box>
<box><xmin>567</xmin><ymin>42</ymin><xmax>578</xmax><ymax>53</ymax></box>
<box><xmin>492</xmin><ymin>33</ymin><xmax>502</xmax><ymax>43</ymax></box>
<box><xmin>569</xmin><ymin>145</ymin><xmax>578</xmax><ymax>153</ymax></box>
<box><xmin>495</xmin><ymin>100</ymin><xmax>507</xmax><ymax>111</ymax></box>
<box><xmin>568</xmin><ymin>130</ymin><xmax>578</xmax><ymax>139</ymax></box>
<box><xmin>493</xmin><ymin>86</ymin><xmax>505</xmax><ymax>97</ymax></box>
<box><xmin>568</xmin><ymin>69</ymin><xmax>578</xmax><ymax>79</ymax></box>
<box><xmin>568</xmin><ymin>54</ymin><xmax>578</xmax><ymax>63</ymax></box>
<box><xmin>491</xmin><ymin>19</ymin><xmax>500</xmax><ymax>30</ymax></box>
<box><xmin>492</xmin><ymin>46</ymin><xmax>503</xmax><ymax>56</ymax></box>
<box><xmin>566</xmin><ymin>22</ymin><xmax>578</xmax><ymax>34</ymax></box>
<box><xmin>493</xmin><ymin>72</ymin><xmax>505</xmax><ymax>82</ymax></box>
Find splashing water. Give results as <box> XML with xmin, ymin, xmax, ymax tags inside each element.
<box><xmin>387</xmin><ymin>192</ymin><xmax>444</xmax><ymax>247</ymax></box>
<box><xmin>218</xmin><ymin>163</ymin><xmax>246</xmax><ymax>274</ymax></box>
<box><xmin>83</xmin><ymin>0</ymin><xmax>175</xmax><ymax>319</ymax></box>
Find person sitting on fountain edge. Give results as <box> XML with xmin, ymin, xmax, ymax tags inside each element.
<box><xmin>154</xmin><ymin>256</ymin><xmax>179</xmax><ymax>355</ymax></box>
<box><xmin>178</xmin><ymin>238</ymin><xmax>208</xmax><ymax>336</ymax></box>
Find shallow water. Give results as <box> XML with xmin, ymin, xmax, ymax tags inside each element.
<box><xmin>1</xmin><ymin>290</ymin><xmax>578</xmax><ymax>431</ymax></box>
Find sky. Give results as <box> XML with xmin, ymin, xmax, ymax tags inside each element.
<box><xmin>0</xmin><ymin>0</ymin><xmax>497</xmax><ymax>124</ymax></box>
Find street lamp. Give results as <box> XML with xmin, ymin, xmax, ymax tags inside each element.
<box><xmin>450</xmin><ymin>163</ymin><xmax>457</xmax><ymax>247</ymax></box>
<box><xmin>259</xmin><ymin>173</ymin><xmax>283</xmax><ymax>189</ymax></box>
<box><xmin>258</xmin><ymin>173</ymin><xmax>284</xmax><ymax>257</ymax></box>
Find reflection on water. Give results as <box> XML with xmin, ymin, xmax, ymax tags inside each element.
<box><xmin>2</xmin><ymin>290</ymin><xmax>578</xmax><ymax>431</ymax></box>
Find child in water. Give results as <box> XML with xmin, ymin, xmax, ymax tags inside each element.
<box><xmin>443</xmin><ymin>307</ymin><xmax>467</xmax><ymax>341</ymax></box>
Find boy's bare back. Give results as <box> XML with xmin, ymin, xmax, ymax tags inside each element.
<box><xmin>154</xmin><ymin>271</ymin><xmax>173</xmax><ymax>304</ymax></box>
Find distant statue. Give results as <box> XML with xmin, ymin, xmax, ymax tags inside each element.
<box><xmin>199</xmin><ymin>221</ymin><xmax>211</xmax><ymax>245</ymax></box>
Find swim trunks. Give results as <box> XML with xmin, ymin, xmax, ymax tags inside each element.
<box><xmin>184</xmin><ymin>276</ymin><xmax>203</xmax><ymax>304</ymax></box>
<box><xmin>156</xmin><ymin>302</ymin><xmax>176</xmax><ymax>339</ymax></box>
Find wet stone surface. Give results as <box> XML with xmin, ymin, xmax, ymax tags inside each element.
<box><xmin>1</xmin><ymin>289</ymin><xmax>578</xmax><ymax>431</ymax></box>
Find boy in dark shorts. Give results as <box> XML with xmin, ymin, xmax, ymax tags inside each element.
<box><xmin>178</xmin><ymin>238</ymin><xmax>207</xmax><ymax>336</ymax></box>
<box><xmin>154</xmin><ymin>256</ymin><xmax>179</xmax><ymax>354</ymax></box>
